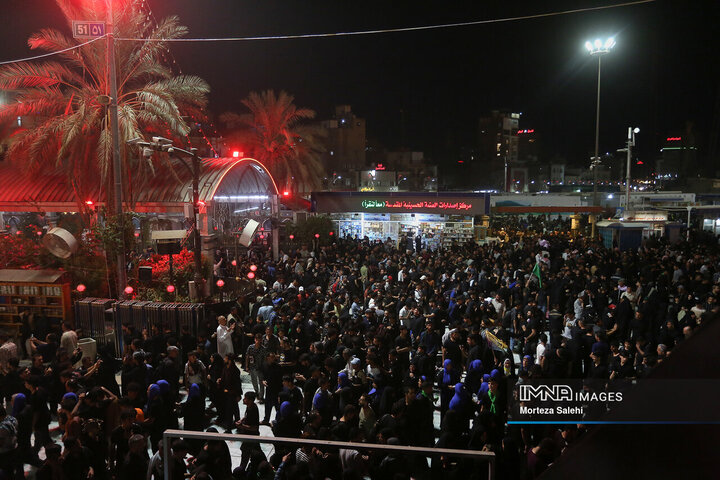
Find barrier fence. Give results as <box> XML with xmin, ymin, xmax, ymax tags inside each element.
<box><xmin>162</xmin><ymin>429</ymin><xmax>495</xmax><ymax>480</ymax></box>
<box><xmin>75</xmin><ymin>299</ymin><xmax>205</xmax><ymax>356</ymax></box>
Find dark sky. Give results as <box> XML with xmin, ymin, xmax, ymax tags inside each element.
<box><xmin>3</xmin><ymin>0</ymin><xmax>719</xmax><ymax>165</ymax></box>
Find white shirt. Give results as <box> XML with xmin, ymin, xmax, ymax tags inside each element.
<box><xmin>216</xmin><ymin>324</ymin><xmax>234</xmax><ymax>357</ymax></box>
<box><xmin>536</xmin><ymin>343</ymin><xmax>546</xmax><ymax>365</ymax></box>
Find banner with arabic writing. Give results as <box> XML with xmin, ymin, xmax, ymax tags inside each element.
<box><xmin>312</xmin><ymin>192</ymin><xmax>490</xmax><ymax>215</ymax></box>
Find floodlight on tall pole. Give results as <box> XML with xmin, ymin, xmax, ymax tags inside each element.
<box><xmin>585</xmin><ymin>37</ymin><xmax>615</xmax><ymax>237</ymax></box>
<box><xmin>106</xmin><ymin>0</ymin><xmax>127</xmax><ymax>299</ymax></box>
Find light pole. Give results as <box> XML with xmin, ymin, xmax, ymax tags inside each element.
<box><xmin>585</xmin><ymin>37</ymin><xmax>615</xmax><ymax>236</ymax></box>
<box><xmin>105</xmin><ymin>0</ymin><xmax>126</xmax><ymax>298</ymax></box>
<box><xmin>129</xmin><ymin>138</ymin><xmax>205</xmax><ymax>299</ymax></box>
<box><xmin>622</xmin><ymin>127</ymin><xmax>640</xmax><ymax>213</ymax></box>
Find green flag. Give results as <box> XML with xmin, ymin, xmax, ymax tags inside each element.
<box><xmin>532</xmin><ymin>262</ymin><xmax>542</xmax><ymax>288</ymax></box>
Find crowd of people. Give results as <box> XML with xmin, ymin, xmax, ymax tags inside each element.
<box><xmin>0</xmin><ymin>227</ymin><xmax>718</xmax><ymax>480</ymax></box>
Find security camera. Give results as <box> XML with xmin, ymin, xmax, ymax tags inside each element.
<box><xmin>142</xmin><ymin>147</ymin><xmax>154</xmax><ymax>159</ymax></box>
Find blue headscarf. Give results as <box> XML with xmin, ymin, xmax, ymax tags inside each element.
<box><xmin>11</xmin><ymin>393</ymin><xmax>26</xmax><ymax>418</ymax></box>
<box><xmin>338</xmin><ymin>372</ymin><xmax>351</xmax><ymax>389</ymax></box>
<box><xmin>279</xmin><ymin>401</ymin><xmax>292</xmax><ymax>419</ymax></box>
<box><xmin>442</xmin><ymin>359</ymin><xmax>457</xmax><ymax>386</ymax></box>
<box><xmin>483</xmin><ymin>373</ymin><xmax>490</xmax><ymax>383</ymax></box>
<box><xmin>490</xmin><ymin>369</ymin><xmax>501</xmax><ymax>380</ymax></box>
<box><xmin>313</xmin><ymin>390</ymin><xmax>328</xmax><ymax>410</ymax></box>
<box><xmin>449</xmin><ymin>383</ymin><xmax>470</xmax><ymax>414</ymax></box>
<box><xmin>188</xmin><ymin>383</ymin><xmax>201</xmax><ymax>400</ymax></box>
<box><xmin>478</xmin><ymin>382</ymin><xmax>490</xmax><ymax>398</ymax></box>
<box><xmin>157</xmin><ymin>380</ymin><xmax>170</xmax><ymax>395</ymax></box>
<box><xmin>147</xmin><ymin>384</ymin><xmax>160</xmax><ymax>407</ymax></box>
<box><xmin>469</xmin><ymin>360</ymin><xmax>483</xmax><ymax>372</ymax></box>
<box><xmin>62</xmin><ymin>392</ymin><xmax>78</xmax><ymax>403</ymax></box>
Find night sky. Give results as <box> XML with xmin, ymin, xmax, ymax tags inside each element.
<box><xmin>3</xmin><ymin>0</ymin><xmax>718</xmax><ymax>166</ymax></box>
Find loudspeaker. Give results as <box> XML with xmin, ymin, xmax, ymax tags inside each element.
<box><xmin>238</xmin><ymin>219</ymin><xmax>260</xmax><ymax>247</ymax></box>
<box><xmin>139</xmin><ymin>266</ymin><xmax>152</xmax><ymax>283</ymax></box>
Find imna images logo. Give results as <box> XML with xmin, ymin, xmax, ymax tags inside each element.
<box><xmin>519</xmin><ymin>384</ymin><xmax>573</xmax><ymax>402</ymax></box>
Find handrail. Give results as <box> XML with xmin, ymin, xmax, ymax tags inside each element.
<box><xmin>162</xmin><ymin>429</ymin><xmax>495</xmax><ymax>479</ymax></box>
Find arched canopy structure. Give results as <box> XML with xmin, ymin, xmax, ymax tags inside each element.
<box><xmin>0</xmin><ymin>158</ymin><xmax>278</xmax><ymax>213</ymax></box>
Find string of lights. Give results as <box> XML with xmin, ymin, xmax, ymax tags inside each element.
<box><xmin>117</xmin><ymin>0</ymin><xmax>655</xmax><ymax>43</ymax></box>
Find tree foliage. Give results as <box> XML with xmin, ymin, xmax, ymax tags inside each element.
<box><xmin>221</xmin><ymin>90</ymin><xmax>325</xmax><ymax>193</ymax></box>
<box><xmin>0</xmin><ymin>0</ymin><xmax>209</xmax><ymax>212</ymax></box>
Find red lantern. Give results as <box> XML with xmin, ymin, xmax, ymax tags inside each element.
<box><xmin>36</xmin><ymin>231</ymin><xmax>42</xmax><ymax>236</ymax></box>
<box><xmin>124</xmin><ymin>286</ymin><xmax>134</xmax><ymax>295</ymax></box>
<box><xmin>247</xmin><ymin>272</ymin><xmax>255</xmax><ymax>279</ymax></box>
<box><xmin>76</xmin><ymin>284</ymin><xmax>86</xmax><ymax>293</ymax></box>
<box><xmin>231</xmin><ymin>260</ymin><xmax>237</xmax><ymax>266</ymax></box>
<box><xmin>166</xmin><ymin>285</ymin><xmax>175</xmax><ymax>293</ymax></box>
<box><xmin>216</xmin><ymin>279</ymin><xmax>225</xmax><ymax>288</ymax></box>
<box><xmin>314</xmin><ymin>233</ymin><xmax>320</xmax><ymax>239</ymax></box>
<box><xmin>329</xmin><ymin>231</ymin><xmax>334</xmax><ymax>236</ymax></box>
<box><xmin>289</xmin><ymin>234</ymin><xmax>294</xmax><ymax>240</ymax></box>
<box><xmin>250</xmin><ymin>265</ymin><xmax>257</xmax><ymax>272</ymax></box>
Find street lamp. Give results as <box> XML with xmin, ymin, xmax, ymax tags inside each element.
<box><xmin>585</xmin><ymin>36</ymin><xmax>615</xmax><ymax>236</ymax></box>
<box><xmin>128</xmin><ymin>137</ymin><xmax>205</xmax><ymax>298</ymax></box>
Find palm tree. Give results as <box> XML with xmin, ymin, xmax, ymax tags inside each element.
<box><xmin>0</xmin><ymin>0</ymin><xmax>209</xmax><ymax>211</ymax></box>
<box><xmin>221</xmin><ymin>90</ymin><xmax>325</xmax><ymax>193</ymax></box>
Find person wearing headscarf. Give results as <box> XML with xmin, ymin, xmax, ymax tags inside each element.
<box><xmin>272</xmin><ymin>401</ymin><xmax>302</xmax><ymax>439</ymax></box>
<box><xmin>465</xmin><ymin>359</ymin><xmax>484</xmax><ymax>394</ymax></box>
<box><xmin>448</xmin><ymin>383</ymin><xmax>472</xmax><ymax>431</ymax></box>
<box><xmin>11</xmin><ymin>393</ymin><xmax>38</xmax><ymax>467</ymax></box>
<box><xmin>436</xmin><ymin>359</ymin><xmax>460</xmax><ymax>418</ymax></box>
<box><xmin>181</xmin><ymin>384</ymin><xmax>206</xmax><ymax>455</ymax></box>
<box><xmin>156</xmin><ymin>380</ymin><xmax>178</xmax><ymax>430</ymax></box>
<box><xmin>144</xmin><ymin>384</ymin><xmax>166</xmax><ymax>453</ymax></box>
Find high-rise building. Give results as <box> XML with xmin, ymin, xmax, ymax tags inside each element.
<box><xmin>319</xmin><ymin>105</ymin><xmax>367</xmax><ymax>171</ymax></box>
<box><xmin>477</xmin><ymin>110</ymin><xmax>521</xmax><ymax>189</ymax></box>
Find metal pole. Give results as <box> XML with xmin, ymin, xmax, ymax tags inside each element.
<box><xmin>162</xmin><ymin>433</ymin><xmax>170</xmax><ymax>480</ymax></box>
<box><xmin>271</xmin><ymin>194</ymin><xmax>279</xmax><ymax>261</ymax></box>
<box><xmin>625</xmin><ymin>127</ymin><xmax>632</xmax><ymax>212</ymax></box>
<box><xmin>107</xmin><ymin>0</ymin><xmax>127</xmax><ymax>299</ymax></box>
<box><xmin>687</xmin><ymin>207</ymin><xmax>692</xmax><ymax>241</ymax></box>
<box><xmin>191</xmin><ymin>153</ymin><xmax>204</xmax><ymax>297</ymax></box>
<box><xmin>593</xmin><ymin>54</ymin><xmax>602</xmax><ymax>207</ymax></box>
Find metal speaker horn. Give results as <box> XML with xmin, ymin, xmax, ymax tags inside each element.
<box><xmin>43</xmin><ymin>227</ymin><xmax>79</xmax><ymax>259</ymax></box>
<box><xmin>238</xmin><ymin>219</ymin><xmax>260</xmax><ymax>247</ymax></box>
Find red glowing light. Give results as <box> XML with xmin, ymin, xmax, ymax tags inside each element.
<box><xmin>666</xmin><ymin>137</ymin><xmax>681</xmax><ymax>142</ymax></box>
<box><xmin>283</xmin><ymin>191</ymin><xmax>290</xmax><ymax>197</ymax></box>
<box><xmin>15</xmin><ymin>231</ymin><xmax>21</xmax><ymax>236</ymax></box>
<box><xmin>36</xmin><ymin>231</ymin><xmax>42</xmax><ymax>236</ymax></box>
<box><xmin>314</xmin><ymin>233</ymin><xmax>320</xmax><ymax>238</ymax></box>
<box><xmin>457</xmin><ymin>160</ymin><xmax>464</xmax><ymax>164</ymax></box>
<box><xmin>85</xmin><ymin>200</ymin><xmax>94</xmax><ymax>206</ymax></box>
<box><xmin>289</xmin><ymin>234</ymin><xmax>294</xmax><ymax>240</ymax></box>
<box><xmin>247</xmin><ymin>272</ymin><xmax>255</xmax><ymax>279</ymax></box>
<box><xmin>124</xmin><ymin>286</ymin><xmax>134</xmax><ymax>295</ymax></box>
<box><xmin>216</xmin><ymin>279</ymin><xmax>225</xmax><ymax>288</ymax></box>
<box><xmin>231</xmin><ymin>260</ymin><xmax>237</xmax><ymax>266</ymax></box>
<box><xmin>166</xmin><ymin>285</ymin><xmax>175</xmax><ymax>293</ymax></box>
<box><xmin>376</xmin><ymin>163</ymin><xmax>386</xmax><ymax>171</ymax></box>
<box><xmin>259</xmin><ymin>234</ymin><xmax>264</xmax><ymax>239</ymax></box>
<box><xmin>76</xmin><ymin>284</ymin><xmax>86</xmax><ymax>293</ymax></box>
<box><xmin>232</xmin><ymin>150</ymin><xmax>240</xmax><ymax>158</ymax></box>
<box><xmin>636</xmin><ymin>160</ymin><xmax>644</xmax><ymax>165</ymax></box>
<box><xmin>134</xmin><ymin>232</ymin><xmax>140</xmax><ymax>237</ymax></box>
<box><xmin>329</xmin><ymin>231</ymin><xmax>334</xmax><ymax>236</ymax></box>
<box><xmin>250</xmin><ymin>265</ymin><xmax>257</xmax><ymax>272</ymax></box>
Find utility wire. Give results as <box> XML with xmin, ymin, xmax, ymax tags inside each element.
<box><xmin>116</xmin><ymin>0</ymin><xmax>655</xmax><ymax>43</ymax></box>
<box><xmin>0</xmin><ymin>35</ymin><xmax>107</xmax><ymax>66</ymax></box>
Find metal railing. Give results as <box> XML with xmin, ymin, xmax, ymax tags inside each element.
<box><xmin>162</xmin><ymin>429</ymin><xmax>495</xmax><ymax>479</ymax></box>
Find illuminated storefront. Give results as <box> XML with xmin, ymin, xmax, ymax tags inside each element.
<box><xmin>312</xmin><ymin>192</ymin><xmax>490</xmax><ymax>248</ymax></box>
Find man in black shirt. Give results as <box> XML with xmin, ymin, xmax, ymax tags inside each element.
<box><xmin>261</xmin><ymin>352</ymin><xmax>283</xmax><ymax>425</ymax></box>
